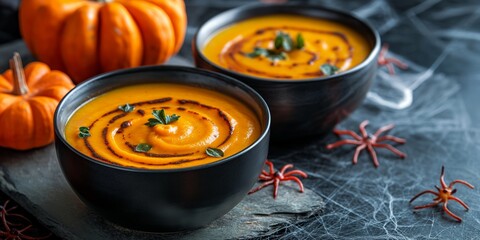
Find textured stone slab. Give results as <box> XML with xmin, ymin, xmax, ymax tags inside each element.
<box><xmin>0</xmin><ymin>144</ymin><xmax>323</xmax><ymax>239</ymax></box>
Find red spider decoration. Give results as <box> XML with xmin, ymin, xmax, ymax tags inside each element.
<box><xmin>248</xmin><ymin>160</ymin><xmax>308</xmax><ymax>199</ymax></box>
<box><xmin>0</xmin><ymin>200</ymin><xmax>52</xmax><ymax>240</ymax></box>
<box><xmin>326</xmin><ymin>120</ymin><xmax>406</xmax><ymax>168</ymax></box>
<box><xmin>377</xmin><ymin>43</ymin><xmax>408</xmax><ymax>75</ymax></box>
<box><xmin>410</xmin><ymin>166</ymin><xmax>475</xmax><ymax>222</ymax></box>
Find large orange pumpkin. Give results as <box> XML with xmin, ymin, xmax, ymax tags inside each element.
<box><xmin>0</xmin><ymin>53</ymin><xmax>74</xmax><ymax>150</ymax></box>
<box><xmin>19</xmin><ymin>0</ymin><xmax>187</xmax><ymax>83</ymax></box>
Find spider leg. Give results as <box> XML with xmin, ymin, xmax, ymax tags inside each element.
<box><xmin>376</xmin><ymin>135</ymin><xmax>406</xmax><ymax>144</ymax></box>
<box><xmin>3</xmin><ymin>205</ymin><xmax>17</xmax><ymax>213</ymax></box>
<box><xmin>248</xmin><ymin>179</ymin><xmax>275</xmax><ymax>195</ymax></box>
<box><xmin>449</xmin><ymin>196</ymin><xmax>470</xmax><ymax>210</ymax></box>
<box><xmin>17</xmin><ymin>224</ymin><xmax>32</xmax><ymax>233</ymax></box>
<box><xmin>367</xmin><ymin>144</ymin><xmax>380</xmax><ymax>168</ymax></box>
<box><xmin>359</xmin><ymin>120</ymin><xmax>369</xmax><ymax>138</ymax></box>
<box><xmin>373</xmin><ymin>124</ymin><xmax>395</xmax><ymax>138</ymax></box>
<box><xmin>372</xmin><ymin>143</ymin><xmax>406</xmax><ymax>158</ymax></box>
<box><xmin>353</xmin><ymin>144</ymin><xmax>366</xmax><ymax>165</ymax></box>
<box><xmin>279</xmin><ymin>164</ymin><xmax>294</xmax><ymax>175</ymax></box>
<box><xmin>283</xmin><ymin>176</ymin><xmax>305</xmax><ymax>193</ymax></box>
<box><xmin>20</xmin><ymin>232</ymin><xmax>53</xmax><ymax>240</ymax></box>
<box><xmin>389</xmin><ymin>64</ymin><xmax>398</xmax><ymax>75</ymax></box>
<box><xmin>379</xmin><ymin>44</ymin><xmax>389</xmax><ymax>58</ymax></box>
<box><xmin>5</xmin><ymin>213</ymin><xmax>31</xmax><ymax>226</ymax></box>
<box><xmin>0</xmin><ymin>200</ymin><xmax>15</xmax><ymax>213</ymax></box>
<box><xmin>409</xmin><ymin>190</ymin><xmax>439</xmax><ymax>203</ymax></box>
<box><xmin>386</xmin><ymin>57</ymin><xmax>408</xmax><ymax>69</ymax></box>
<box><xmin>273</xmin><ymin>178</ymin><xmax>280</xmax><ymax>199</ymax></box>
<box><xmin>449</xmin><ymin>180</ymin><xmax>475</xmax><ymax>189</ymax></box>
<box><xmin>440</xmin><ymin>166</ymin><xmax>448</xmax><ymax>189</ymax></box>
<box><xmin>443</xmin><ymin>201</ymin><xmax>462</xmax><ymax>222</ymax></box>
<box><xmin>1</xmin><ymin>209</ymin><xmax>10</xmax><ymax>231</ymax></box>
<box><xmin>265</xmin><ymin>160</ymin><xmax>274</xmax><ymax>174</ymax></box>
<box><xmin>326</xmin><ymin>139</ymin><xmax>363</xmax><ymax>149</ymax></box>
<box><xmin>333</xmin><ymin>129</ymin><xmax>362</xmax><ymax>140</ymax></box>
<box><xmin>413</xmin><ymin>200</ymin><xmax>441</xmax><ymax>210</ymax></box>
<box><xmin>284</xmin><ymin>170</ymin><xmax>308</xmax><ymax>178</ymax></box>
<box><xmin>259</xmin><ymin>175</ymin><xmax>273</xmax><ymax>181</ymax></box>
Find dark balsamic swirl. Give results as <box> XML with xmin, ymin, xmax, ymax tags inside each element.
<box><xmin>219</xmin><ymin>26</ymin><xmax>354</xmax><ymax>79</ymax></box>
<box><xmin>82</xmin><ymin>97</ymin><xmax>234</xmax><ymax>168</ymax></box>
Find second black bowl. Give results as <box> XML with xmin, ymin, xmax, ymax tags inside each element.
<box><xmin>193</xmin><ymin>3</ymin><xmax>381</xmax><ymax>140</ymax></box>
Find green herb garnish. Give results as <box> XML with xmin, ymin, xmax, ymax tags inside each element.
<box><xmin>135</xmin><ymin>143</ymin><xmax>152</xmax><ymax>153</ymax></box>
<box><xmin>246</xmin><ymin>32</ymin><xmax>306</xmax><ymax>62</ymax></box>
<box><xmin>246</xmin><ymin>47</ymin><xmax>268</xmax><ymax>58</ymax></box>
<box><xmin>246</xmin><ymin>47</ymin><xmax>287</xmax><ymax>61</ymax></box>
<box><xmin>145</xmin><ymin>109</ymin><xmax>180</xmax><ymax>127</ymax></box>
<box><xmin>274</xmin><ymin>31</ymin><xmax>294</xmax><ymax>51</ymax></box>
<box><xmin>206</xmin><ymin>147</ymin><xmax>224</xmax><ymax>158</ymax></box>
<box><xmin>320</xmin><ymin>64</ymin><xmax>340</xmax><ymax>76</ymax></box>
<box><xmin>78</xmin><ymin>127</ymin><xmax>90</xmax><ymax>138</ymax></box>
<box><xmin>118</xmin><ymin>103</ymin><xmax>135</xmax><ymax>112</ymax></box>
<box><xmin>296</xmin><ymin>33</ymin><xmax>305</xmax><ymax>49</ymax></box>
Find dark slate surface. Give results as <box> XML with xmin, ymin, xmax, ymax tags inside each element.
<box><xmin>0</xmin><ymin>144</ymin><xmax>324</xmax><ymax>239</ymax></box>
<box><xmin>1</xmin><ymin>0</ymin><xmax>480</xmax><ymax>239</ymax></box>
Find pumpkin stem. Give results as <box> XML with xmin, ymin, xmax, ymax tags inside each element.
<box><xmin>9</xmin><ymin>52</ymin><xmax>29</xmax><ymax>96</ymax></box>
<box><xmin>97</xmin><ymin>0</ymin><xmax>113</xmax><ymax>3</ymax></box>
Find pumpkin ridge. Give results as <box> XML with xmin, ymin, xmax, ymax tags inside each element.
<box><xmin>0</xmin><ymin>76</ymin><xmax>12</xmax><ymax>91</ymax></box>
<box><xmin>99</xmin><ymin>2</ymin><xmax>143</xmax><ymax>72</ymax></box>
<box><xmin>143</xmin><ymin>0</ymin><xmax>186</xmax><ymax>54</ymax></box>
<box><xmin>31</xmin><ymin>71</ymin><xmax>75</xmax><ymax>91</ymax></box>
<box><xmin>25</xmin><ymin>62</ymin><xmax>50</xmax><ymax>87</ymax></box>
<box><xmin>119</xmin><ymin>0</ymin><xmax>176</xmax><ymax>65</ymax></box>
<box><xmin>0</xmin><ymin>94</ymin><xmax>20</xmax><ymax>115</ymax></box>
<box><xmin>0</xmin><ymin>100</ymin><xmax>34</xmax><ymax>150</ymax></box>
<box><xmin>28</xmin><ymin>97</ymin><xmax>57</xmax><ymax>147</ymax></box>
<box><xmin>31</xmin><ymin>2</ymin><xmax>85</xmax><ymax>71</ymax></box>
<box><xmin>32</xmin><ymin>87</ymin><xmax>71</xmax><ymax>102</ymax></box>
<box><xmin>61</xmin><ymin>3</ymin><xmax>101</xmax><ymax>83</ymax></box>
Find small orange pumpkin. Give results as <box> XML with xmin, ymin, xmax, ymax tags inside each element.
<box><xmin>0</xmin><ymin>53</ymin><xmax>74</xmax><ymax>150</ymax></box>
<box><xmin>19</xmin><ymin>0</ymin><xmax>187</xmax><ymax>83</ymax></box>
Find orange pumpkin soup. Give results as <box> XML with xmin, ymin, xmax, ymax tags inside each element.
<box><xmin>202</xmin><ymin>14</ymin><xmax>371</xmax><ymax>79</ymax></box>
<box><xmin>65</xmin><ymin>83</ymin><xmax>261</xmax><ymax>169</ymax></box>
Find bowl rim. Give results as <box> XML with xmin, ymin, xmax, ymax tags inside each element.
<box><xmin>54</xmin><ymin>65</ymin><xmax>271</xmax><ymax>173</ymax></box>
<box><xmin>193</xmin><ymin>2</ymin><xmax>381</xmax><ymax>83</ymax></box>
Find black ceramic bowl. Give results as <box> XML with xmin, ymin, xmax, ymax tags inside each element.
<box><xmin>193</xmin><ymin>3</ymin><xmax>381</xmax><ymax>140</ymax></box>
<box><xmin>54</xmin><ymin>66</ymin><xmax>270</xmax><ymax>231</ymax></box>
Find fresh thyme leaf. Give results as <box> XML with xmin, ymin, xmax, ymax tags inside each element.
<box><xmin>246</xmin><ymin>47</ymin><xmax>287</xmax><ymax>61</ymax></box>
<box><xmin>296</xmin><ymin>33</ymin><xmax>305</xmax><ymax>49</ymax></box>
<box><xmin>145</xmin><ymin>118</ymin><xmax>159</xmax><ymax>127</ymax></box>
<box><xmin>274</xmin><ymin>32</ymin><xmax>293</xmax><ymax>51</ymax></box>
<box><xmin>274</xmin><ymin>33</ymin><xmax>283</xmax><ymax>50</ymax></box>
<box><xmin>145</xmin><ymin>109</ymin><xmax>180</xmax><ymax>127</ymax></box>
<box><xmin>246</xmin><ymin>47</ymin><xmax>268</xmax><ymax>58</ymax></box>
<box><xmin>206</xmin><ymin>147</ymin><xmax>224</xmax><ymax>157</ymax></box>
<box><xmin>135</xmin><ymin>143</ymin><xmax>152</xmax><ymax>153</ymax></box>
<box><xmin>248</xmin><ymin>32</ymin><xmax>303</xmax><ymax>62</ymax></box>
<box><xmin>320</xmin><ymin>64</ymin><xmax>340</xmax><ymax>76</ymax></box>
<box><xmin>282</xmin><ymin>34</ymin><xmax>293</xmax><ymax>51</ymax></box>
<box><xmin>266</xmin><ymin>51</ymin><xmax>287</xmax><ymax>61</ymax></box>
<box><xmin>78</xmin><ymin>126</ymin><xmax>90</xmax><ymax>138</ymax></box>
<box><xmin>118</xmin><ymin>103</ymin><xmax>135</xmax><ymax>112</ymax></box>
